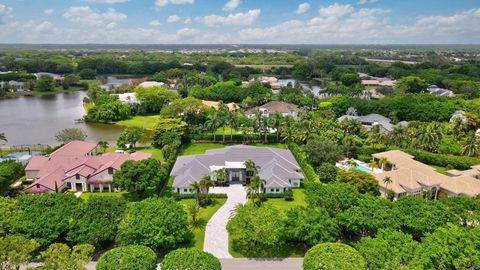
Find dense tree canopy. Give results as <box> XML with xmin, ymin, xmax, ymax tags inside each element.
<box><xmin>10</xmin><ymin>194</ymin><xmax>82</xmax><ymax>246</ymax></box>
<box><xmin>96</xmin><ymin>245</ymin><xmax>157</xmax><ymax>270</ymax></box>
<box><xmin>161</xmin><ymin>249</ymin><xmax>221</xmax><ymax>270</ymax></box>
<box><xmin>135</xmin><ymin>86</ymin><xmax>178</xmax><ymax>115</ymax></box>
<box><xmin>67</xmin><ymin>196</ymin><xmax>127</xmax><ymax>247</ymax></box>
<box><xmin>116</xmin><ymin>198</ymin><xmax>190</xmax><ymax>250</ymax></box>
<box><xmin>55</xmin><ymin>128</ymin><xmax>87</xmax><ymax>144</ymax></box>
<box><xmin>39</xmin><ymin>243</ymin><xmax>94</xmax><ymax>270</ymax></box>
<box><xmin>113</xmin><ymin>158</ymin><xmax>164</xmax><ymax>199</ymax></box>
<box><xmin>0</xmin><ymin>160</ymin><xmax>24</xmax><ymax>195</ymax></box>
<box><xmin>303</xmin><ymin>243</ymin><xmax>366</xmax><ymax>270</ymax></box>
<box><xmin>0</xmin><ymin>235</ymin><xmax>39</xmax><ymax>270</ymax></box>
<box><xmin>336</xmin><ymin>169</ymin><xmax>380</xmax><ymax>196</ymax></box>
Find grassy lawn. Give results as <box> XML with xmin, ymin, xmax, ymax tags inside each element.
<box><xmin>215</xmin><ymin>126</ymin><xmax>241</xmax><ymax>135</ymax></box>
<box><xmin>262</xmin><ymin>189</ymin><xmax>307</xmax><ymax>211</ymax></box>
<box><xmin>180</xmin><ymin>142</ymin><xmax>287</xmax><ymax>156</ymax></box>
<box><xmin>117</xmin><ymin>115</ymin><xmax>161</xmax><ymax>130</ymax></box>
<box><xmin>178</xmin><ymin>199</ymin><xmax>227</xmax><ymax>250</ymax></box>
<box><xmin>136</xmin><ymin>147</ymin><xmax>164</xmax><ymax>162</ymax></box>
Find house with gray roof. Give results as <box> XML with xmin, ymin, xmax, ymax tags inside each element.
<box><xmin>338</xmin><ymin>109</ymin><xmax>408</xmax><ymax>132</ymax></box>
<box><xmin>245</xmin><ymin>101</ymin><xmax>299</xmax><ymax>120</ymax></box>
<box><xmin>170</xmin><ymin>145</ymin><xmax>303</xmax><ymax>194</ymax></box>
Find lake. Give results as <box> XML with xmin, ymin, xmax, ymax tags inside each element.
<box><xmin>0</xmin><ymin>91</ymin><xmax>124</xmax><ymax>146</ymax></box>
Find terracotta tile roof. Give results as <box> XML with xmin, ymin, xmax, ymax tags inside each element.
<box><xmin>373</xmin><ymin>150</ymin><xmax>480</xmax><ymax>197</ymax></box>
<box><xmin>25</xmin><ymin>142</ymin><xmax>151</xmax><ymax>192</ymax></box>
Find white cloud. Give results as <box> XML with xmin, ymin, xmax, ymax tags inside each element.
<box><xmin>155</xmin><ymin>0</ymin><xmax>194</xmax><ymax>8</ymax></box>
<box><xmin>184</xmin><ymin>17</ymin><xmax>192</xmax><ymax>24</ymax></box>
<box><xmin>44</xmin><ymin>9</ymin><xmax>54</xmax><ymax>16</ymax></box>
<box><xmin>63</xmin><ymin>6</ymin><xmax>127</xmax><ymax>28</ymax></box>
<box><xmin>318</xmin><ymin>3</ymin><xmax>354</xmax><ymax>18</ymax></box>
<box><xmin>0</xmin><ymin>4</ymin><xmax>13</xmax><ymax>25</ymax></box>
<box><xmin>203</xmin><ymin>9</ymin><xmax>261</xmax><ymax>27</ymax></box>
<box><xmin>176</xmin><ymin>27</ymin><xmax>199</xmax><ymax>37</ymax></box>
<box><xmin>149</xmin><ymin>19</ymin><xmax>161</xmax><ymax>26</ymax></box>
<box><xmin>295</xmin><ymin>2</ymin><xmax>310</xmax><ymax>14</ymax></box>
<box><xmin>358</xmin><ymin>0</ymin><xmax>379</xmax><ymax>4</ymax></box>
<box><xmin>223</xmin><ymin>0</ymin><xmax>241</xmax><ymax>11</ymax></box>
<box><xmin>82</xmin><ymin>0</ymin><xmax>129</xmax><ymax>3</ymax></box>
<box><xmin>167</xmin><ymin>14</ymin><xmax>181</xmax><ymax>23</ymax></box>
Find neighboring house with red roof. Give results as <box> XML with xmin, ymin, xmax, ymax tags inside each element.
<box><xmin>24</xmin><ymin>141</ymin><xmax>152</xmax><ymax>194</ymax></box>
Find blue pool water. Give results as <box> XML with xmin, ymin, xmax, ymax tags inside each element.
<box><xmin>344</xmin><ymin>164</ymin><xmax>372</xmax><ymax>173</ymax></box>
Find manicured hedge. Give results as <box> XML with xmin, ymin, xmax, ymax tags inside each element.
<box><xmin>190</xmin><ymin>133</ymin><xmax>278</xmax><ymax>142</ymax></box>
<box><xmin>303</xmin><ymin>243</ymin><xmax>366</xmax><ymax>270</ymax></box>
<box><xmin>161</xmin><ymin>248</ymin><xmax>221</xmax><ymax>270</ymax></box>
<box><xmin>96</xmin><ymin>245</ymin><xmax>157</xmax><ymax>270</ymax></box>
<box><xmin>358</xmin><ymin>146</ymin><xmax>480</xmax><ymax>170</ymax></box>
<box><xmin>403</xmin><ymin>149</ymin><xmax>480</xmax><ymax>170</ymax></box>
<box><xmin>289</xmin><ymin>143</ymin><xmax>320</xmax><ymax>183</ymax></box>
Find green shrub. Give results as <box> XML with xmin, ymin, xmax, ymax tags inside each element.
<box><xmin>161</xmin><ymin>248</ymin><xmax>221</xmax><ymax>270</ymax></box>
<box><xmin>303</xmin><ymin>243</ymin><xmax>366</xmax><ymax>270</ymax></box>
<box><xmin>283</xmin><ymin>189</ymin><xmax>294</xmax><ymax>201</ymax></box>
<box><xmin>403</xmin><ymin>149</ymin><xmax>480</xmax><ymax>170</ymax></box>
<box><xmin>96</xmin><ymin>245</ymin><xmax>157</xmax><ymax>270</ymax></box>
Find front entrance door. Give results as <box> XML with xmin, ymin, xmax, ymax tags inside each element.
<box><xmin>75</xmin><ymin>183</ymin><xmax>83</xmax><ymax>192</ymax></box>
<box><xmin>231</xmin><ymin>171</ymin><xmax>240</xmax><ymax>182</ymax></box>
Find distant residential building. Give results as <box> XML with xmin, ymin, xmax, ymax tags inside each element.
<box><xmin>24</xmin><ymin>141</ymin><xmax>151</xmax><ymax>194</ymax></box>
<box><xmin>138</xmin><ymin>81</ymin><xmax>165</xmax><ymax>88</ymax></box>
<box><xmin>362</xmin><ymin>79</ymin><xmax>396</xmax><ymax>87</ymax></box>
<box><xmin>202</xmin><ymin>100</ymin><xmax>239</xmax><ymax>111</ymax></box>
<box><xmin>34</xmin><ymin>72</ymin><xmax>64</xmax><ymax>81</ymax></box>
<box><xmin>338</xmin><ymin>109</ymin><xmax>407</xmax><ymax>132</ymax></box>
<box><xmin>0</xmin><ymin>80</ymin><xmax>26</xmax><ymax>92</ymax></box>
<box><xmin>427</xmin><ymin>85</ymin><xmax>455</xmax><ymax>97</ymax></box>
<box><xmin>170</xmin><ymin>145</ymin><xmax>303</xmax><ymax>194</ymax></box>
<box><xmin>245</xmin><ymin>101</ymin><xmax>299</xmax><ymax>119</ymax></box>
<box><xmin>115</xmin><ymin>92</ymin><xmax>139</xmax><ymax>104</ymax></box>
<box><xmin>251</xmin><ymin>76</ymin><xmax>282</xmax><ymax>90</ymax></box>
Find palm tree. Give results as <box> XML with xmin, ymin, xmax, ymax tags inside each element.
<box><xmin>190</xmin><ymin>182</ymin><xmax>201</xmax><ymax>204</ymax></box>
<box><xmin>270</xmin><ymin>112</ymin><xmax>283</xmax><ymax>142</ymax></box>
<box><xmin>199</xmin><ymin>175</ymin><xmax>214</xmax><ymax>202</ymax></box>
<box><xmin>98</xmin><ymin>141</ymin><xmax>109</xmax><ymax>153</ymax></box>
<box><xmin>206</xmin><ymin>111</ymin><xmax>221</xmax><ymax>142</ymax></box>
<box><xmin>367</xmin><ymin>124</ymin><xmax>382</xmax><ymax>148</ymax></box>
<box><xmin>228</xmin><ymin>111</ymin><xmax>240</xmax><ymax>142</ymax></box>
<box><xmin>461</xmin><ymin>131</ymin><xmax>480</xmax><ymax>157</ymax></box>
<box><xmin>188</xmin><ymin>203</ymin><xmax>200</xmax><ymax>227</ymax></box>
<box><xmin>214</xmin><ymin>168</ymin><xmax>227</xmax><ymax>184</ymax></box>
<box><xmin>244</xmin><ymin>160</ymin><xmax>260</xmax><ymax>175</ymax></box>
<box><xmin>378</xmin><ymin>157</ymin><xmax>391</xmax><ymax>171</ymax></box>
<box><xmin>368</xmin><ymin>160</ymin><xmax>379</xmax><ymax>171</ymax></box>
<box><xmin>218</xmin><ymin>102</ymin><xmax>230</xmax><ymax>142</ymax></box>
<box><xmin>247</xmin><ymin>176</ymin><xmax>266</xmax><ymax>206</ymax></box>
<box><xmin>280</xmin><ymin>116</ymin><xmax>296</xmax><ymax>144</ymax></box>
<box><xmin>383</xmin><ymin>176</ymin><xmax>393</xmax><ymax>194</ymax></box>
<box><xmin>345</xmin><ymin>158</ymin><xmax>358</xmax><ymax>168</ymax></box>
<box><xmin>0</xmin><ymin>132</ymin><xmax>7</xmax><ymax>144</ymax></box>
<box><xmin>416</xmin><ymin>123</ymin><xmax>443</xmax><ymax>152</ymax></box>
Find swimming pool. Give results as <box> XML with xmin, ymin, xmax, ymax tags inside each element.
<box><xmin>344</xmin><ymin>164</ymin><xmax>372</xmax><ymax>173</ymax></box>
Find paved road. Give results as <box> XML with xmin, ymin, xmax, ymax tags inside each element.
<box><xmin>204</xmin><ymin>184</ymin><xmax>247</xmax><ymax>258</ymax></box>
<box><xmin>23</xmin><ymin>258</ymin><xmax>303</xmax><ymax>270</ymax></box>
<box><xmin>220</xmin><ymin>258</ymin><xmax>303</xmax><ymax>270</ymax></box>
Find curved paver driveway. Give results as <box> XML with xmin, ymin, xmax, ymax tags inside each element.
<box><xmin>204</xmin><ymin>184</ymin><xmax>247</xmax><ymax>258</ymax></box>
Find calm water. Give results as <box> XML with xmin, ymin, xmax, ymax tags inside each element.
<box><xmin>0</xmin><ymin>92</ymin><xmax>124</xmax><ymax>146</ymax></box>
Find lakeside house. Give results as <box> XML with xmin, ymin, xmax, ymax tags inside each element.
<box><xmin>170</xmin><ymin>145</ymin><xmax>303</xmax><ymax>194</ymax></box>
<box><xmin>202</xmin><ymin>100</ymin><xmax>239</xmax><ymax>111</ymax></box>
<box><xmin>251</xmin><ymin>76</ymin><xmax>282</xmax><ymax>91</ymax></box>
<box><xmin>245</xmin><ymin>101</ymin><xmax>299</xmax><ymax>120</ymax></box>
<box><xmin>138</xmin><ymin>81</ymin><xmax>165</xmax><ymax>88</ymax></box>
<box><xmin>34</xmin><ymin>72</ymin><xmax>64</xmax><ymax>82</ymax></box>
<box><xmin>337</xmin><ymin>110</ymin><xmax>408</xmax><ymax>132</ymax></box>
<box><xmin>116</xmin><ymin>92</ymin><xmax>140</xmax><ymax>105</ymax></box>
<box><xmin>372</xmin><ymin>150</ymin><xmax>480</xmax><ymax>199</ymax></box>
<box><xmin>361</xmin><ymin>78</ymin><xmax>396</xmax><ymax>87</ymax></box>
<box><xmin>24</xmin><ymin>141</ymin><xmax>151</xmax><ymax>194</ymax></box>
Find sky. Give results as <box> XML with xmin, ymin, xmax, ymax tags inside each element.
<box><xmin>0</xmin><ymin>0</ymin><xmax>479</xmax><ymax>44</ymax></box>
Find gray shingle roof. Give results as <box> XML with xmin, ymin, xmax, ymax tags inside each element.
<box><xmin>171</xmin><ymin>145</ymin><xmax>303</xmax><ymax>188</ymax></box>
